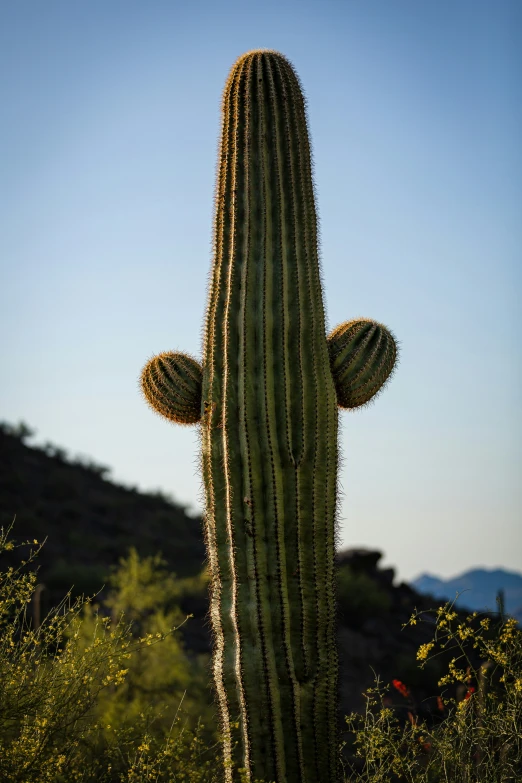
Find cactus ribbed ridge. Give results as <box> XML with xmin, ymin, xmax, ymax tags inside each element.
<box><xmin>141</xmin><ymin>48</ymin><xmax>398</xmax><ymax>783</ymax></box>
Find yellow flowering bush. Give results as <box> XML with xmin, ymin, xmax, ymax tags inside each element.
<box><xmin>343</xmin><ymin>600</ymin><xmax>522</xmax><ymax>781</ymax></box>
<box><xmin>0</xmin><ymin>524</ymin><xmax>245</xmax><ymax>782</ymax></box>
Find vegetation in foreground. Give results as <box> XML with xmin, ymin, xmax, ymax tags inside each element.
<box><xmin>343</xmin><ymin>605</ymin><xmax>522</xmax><ymax>781</ymax></box>
<box><xmin>0</xmin><ymin>524</ymin><xmax>224</xmax><ymax>782</ymax></box>
<box><xmin>1</xmin><ymin>525</ymin><xmax>520</xmax><ymax>782</ymax></box>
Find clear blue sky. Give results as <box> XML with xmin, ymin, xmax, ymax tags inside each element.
<box><xmin>1</xmin><ymin>1</ymin><xmax>520</xmax><ymax>582</ymax></box>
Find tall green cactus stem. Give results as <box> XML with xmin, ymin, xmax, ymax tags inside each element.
<box><xmin>203</xmin><ymin>49</ymin><xmax>341</xmax><ymax>783</ymax></box>
<box><xmin>141</xmin><ymin>49</ymin><xmax>398</xmax><ymax>783</ymax></box>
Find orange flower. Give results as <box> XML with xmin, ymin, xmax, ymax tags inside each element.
<box><xmin>464</xmin><ymin>686</ymin><xmax>476</xmax><ymax>701</ymax></box>
<box><xmin>392</xmin><ymin>679</ymin><xmax>410</xmax><ymax>699</ymax></box>
<box><xmin>437</xmin><ymin>696</ymin><xmax>444</xmax><ymax>712</ymax></box>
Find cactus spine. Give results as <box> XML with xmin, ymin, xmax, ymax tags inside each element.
<box><xmin>141</xmin><ymin>49</ymin><xmax>398</xmax><ymax>783</ymax></box>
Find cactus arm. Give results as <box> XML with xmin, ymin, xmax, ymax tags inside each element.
<box><xmin>140</xmin><ymin>351</ymin><xmax>203</xmax><ymax>424</ymax></box>
<box><xmin>327</xmin><ymin>318</ymin><xmax>398</xmax><ymax>409</ymax></box>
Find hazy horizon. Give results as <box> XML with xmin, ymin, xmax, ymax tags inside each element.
<box><xmin>2</xmin><ymin>1</ymin><xmax>521</xmax><ymax>583</ymax></box>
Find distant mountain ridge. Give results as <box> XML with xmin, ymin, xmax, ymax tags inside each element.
<box><xmin>411</xmin><ymin>568</ymin><xmax>522</xmax><ymax>622</ymax></box>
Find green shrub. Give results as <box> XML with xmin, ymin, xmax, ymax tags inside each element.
<box><xmin>77</xmin><ymin>546</ymin><xmax>217</xmax><ymax>751</ymax></box>
<box><xmin>0</xmin><ymin>524</ymin><xmax>230</xmax><ymax>782</ymax></box>
<box><xmin>342</xmin><ymin>603</ymin><xmax>522</xmax><ymax>781</ymax></box>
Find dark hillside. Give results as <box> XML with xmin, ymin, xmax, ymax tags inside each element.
<box><xmin>0</xmin><ymin>422</ymin><xmax>206</xmax><ymax>602</ymax></box>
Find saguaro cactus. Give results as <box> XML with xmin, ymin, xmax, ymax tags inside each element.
<box><xmin>141</xmin><ymin>49</ymin><xmax>398</xmax><ymax>783</ymax></box>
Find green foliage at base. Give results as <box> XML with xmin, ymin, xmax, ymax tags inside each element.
<box><xmin>0</xmin><ymin>525</ymin><xmax>225</xmax><ymax>782</ymax></box>
<box><xmin>1</xmin><ymin>524</ymin><xmax>521</xmax><ymax>782</ymax></box>
<box><xmin>342</xmin><ymin>604</ymin><xmax>522</xmax><ymax>781</ymax></box>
